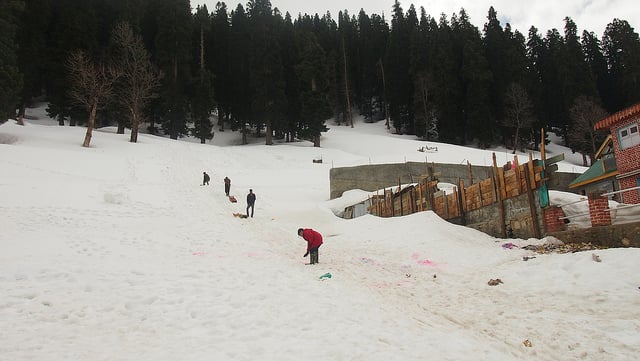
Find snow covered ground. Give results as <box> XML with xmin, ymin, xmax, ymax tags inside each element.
<box><xmin>1</xmin><ymin>106</ymin><xmax>639</xmax><ymax>361</ymax></box>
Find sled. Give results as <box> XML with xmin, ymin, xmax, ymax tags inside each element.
<box><xmin>229</xmin><ymin>196</ymin><xmax>237</xmax><ymax>203</ymax></box>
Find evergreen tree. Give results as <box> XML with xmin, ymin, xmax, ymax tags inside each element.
<box><xmin>385</xmin><ymin>1</ymin><xmax>413</xmax><ymax>134</ymax></box>
<box><xmin>154</xmin><ymin>0</ymin><xmax>192</xmax><ymax>139</ymax></box>
<box><xmin>190</xmin><ymin>5</ymin><xmax>215</xmax><ymax>143</ymax></box>
<box><xmin>410</xmin><ymin>7</ymin><xmax>437</xmax><ymax>139</ymax></box>
<box><xmin>16</xmin><ymin>0</ymin><xmax>51</xmax><ymax>122</ymax></box>
<box><xmin>602</xmin><ymin>19</ymin><xmax>640</xmax><ymax>111</ymax></box>
<box><xmin>336</xmin><ymin>10</ymin><xmax>356</xmax><ymax>127</ymax></box>
<box><xmin>281</xmin><ymin>12</ymin><xmax>301</xmax><ymax>142</ymax></box>
<box><xmin>540</xmin><ymin>29</ymin><xmax>567</xmax><ymax>135</ymax></box>
<box><xmin>295</xmin><ymin>32</ymin><xmax>331</xmax><ymax>146</ymax></box>
<box><xmin>45</xmin><ymin>0</ymin><xmax>102</xmax><ymax>126</ymax></box>
<box><xmin>483</xmin><ymin>6</ymin><xmax>507</xmax><ymax>129</ymax></box>
<box><xmin>452</xmin><ymin>9</ymin><xmax>492</xmax><ymax>147</ymax></box>
<box><xmin>247</xmin><ymin>0</ymin><xmax>287</xmax><ymax>145</ymax></box>
<box><xmin>356</xmin><ymin>10</ymin><xmax>388</xmax><ymax>122</ymax></box>
<box><xmin>526</xmin><ymin>26</ymin><xmax>547</xmax><ymax>126</ymax></box>
<box><xmin>431</xmin><ymin>14</ymin><xmax>459</xmax><ymax>143</ymax></box>
<box><xmin>582</xmin><ymin>31</ymin><xmax>610</xmax><ymax>113</ymax></box>
<box><xmin>228</xmin><ymin>4</ymin><xmax>252</xmax><ymax>143</ymax></box>
<box><xmin>0</xmin><ymin>0</ymin><xmax>24</xmax><ymax>121</ymax></box>
<box><xmin>210</xmin><ymin>2</ymin><xmax>231</xmax><ymax>130</ymax></box>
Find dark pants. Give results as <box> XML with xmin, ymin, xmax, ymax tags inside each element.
<box><xmin>309</xmin><ymin>247</ymin><xmax>319</xmax><ymax>264</ymax></box>
<box><xmin>225</xmin><ymin>184</ymin><xmax>230</xmax><ymax>196</ymax></box>
<box><xmin>246</xmin><ymin>203</ymin><xmax>254</xmax><ymax>217</ymax></box>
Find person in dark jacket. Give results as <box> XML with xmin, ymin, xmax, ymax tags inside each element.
<box><xmin>298</xmin><ymin>228</ymin><xmax>323</xmax><ymax>265</ymax></box>
<box><xmin>224</xmin><ymin>177</ymin><xmax>231</xmax><ymax>196</ymax></box>
<box><xmin>246</xmin><ymin>189</ymin><xmax>256</xmax><ymax>217</ymax></box>
<box><xmin>202</xmin><ymin>172</ymin><xmax>210</xmax><ymax>186</ymax></box>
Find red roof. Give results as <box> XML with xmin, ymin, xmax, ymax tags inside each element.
<box><xmin>594</xmin><ymin>102</ymin><xmax>640</xmax><ymax>130</ymax></box>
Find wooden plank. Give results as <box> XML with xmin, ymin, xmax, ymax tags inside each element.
<box><xmin>544</xmin><ymin>153</ymin><xmax>564</xmax><ymax>166</ymax></box>
<box><xmin>498</xmin><ymin>167</ymin><xmax>507</xmax><ymax>200</ymax></box>
<box><xmin>492</xmin><ymin>153</ymin><xmax>507</xmax><ymax>238</ymax></box>
<box><xmin>524</xmin><ymin>167</ymin><xmax>541</xmax><ymax>238</ymax></box>
<box><xmin>459</xmin><ymin>179</ymin><xmax>467</xmax><ymax>213</ymax></box>
<box><xmin>527</xmin><ymin>157</ymin><xmax>536</xmax><ymax>190</ymax></box>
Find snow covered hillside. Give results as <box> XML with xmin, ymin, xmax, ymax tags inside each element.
<box><xmin>1</xmin><ymin>107</ymin><xmax>639</xmax><ymax>361</ymax></box>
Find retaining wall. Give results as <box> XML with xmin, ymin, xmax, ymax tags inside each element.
<box><xmin>330</xmin><ymin>162</ymin><xmax>577</xmax><ymax>199</ymax></box>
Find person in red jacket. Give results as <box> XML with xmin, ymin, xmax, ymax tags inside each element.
<box><xmin>298</xmin><ymin>228</ymin><xmax>323</xmax><ymax>265</ymax></box>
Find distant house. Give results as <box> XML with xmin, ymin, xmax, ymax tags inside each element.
<box><xmin>593</xmin><ymin>103</ymin><xmax>640</xmax><ymax>204</ymax></box>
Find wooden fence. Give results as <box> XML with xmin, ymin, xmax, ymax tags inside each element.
<box><xmin>369</xmin><ymin>153</ymin><xmax>546</xmax><ymax>224</ymax></box>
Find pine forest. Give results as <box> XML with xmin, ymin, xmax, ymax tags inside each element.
<box><xmin>2</xmin><ymin>0</ymin><xmax>640</xmax><ymax>160</ymax></box>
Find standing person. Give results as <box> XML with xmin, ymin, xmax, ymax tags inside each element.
<box><xmin>224</xmin><ymin>176</ymin><xmax>231</xmax><ymax>196</ymax></box>
<box><xmin>246</xmin><ymin>189</ymin><xmax>256</xmax><ymax>218</ymax></box>
<box><xmin>202</xmin><ymin>172</ymin><xmax>210</xmax><ymax>186</ymax></box>
<box><xmin>298</xmin><ymin>228</ymin><xmax>323</xmax><ymax>265</ymax></box>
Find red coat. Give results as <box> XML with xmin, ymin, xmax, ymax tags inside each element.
<box><xmin>301</xmin><ymin>228</ymin><xmax>323</xmax><ymax>251</ymax></box>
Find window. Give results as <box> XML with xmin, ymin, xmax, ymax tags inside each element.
<box><xmin>619</xmin><ymin>123</ymin><xmax>640</xmax><ymax>149</ymax></box>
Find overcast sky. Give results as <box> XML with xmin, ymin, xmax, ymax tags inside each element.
<box><xmin>196</xmin><ymin>0</ymin><xmax>639</xmax><ymax>36</ymax></box>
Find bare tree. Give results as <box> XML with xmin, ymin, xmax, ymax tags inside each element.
<box><xmin>67</xmin><ymin>50</ymin><xmax>120</xmax><ymax>147</ymax></box>
<box><xmin>568</xmin><ymin>96</ymin><xmax>608</xmax><ymax>165</ymax></box>
<box><xmin>503</xmin><ymin>82</ymin><xmax>536</xmax><ymax>154</ymax></box>
<box><xmin>111</xmin><ymin>22</ymin><xmax>161</xmax><ymax>143</ymax></box>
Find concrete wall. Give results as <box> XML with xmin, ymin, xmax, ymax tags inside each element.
<box><xmin>330</xmin><ymin>162</ymin><xmax>578</xmax><ymax>199</ymax></box>
<box><xmin>462</xmin><ymin>191</ymin><xmax>544</xmax><ymax>239</ymax></box>
<box><xmin>330</xmin><ymin>162</ymin><xmax>494</xmax><ymax>199</ymax></box>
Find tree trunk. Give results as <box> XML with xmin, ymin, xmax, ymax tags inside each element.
<box><xmin>513</xmin><ymin>125</ymin><xmax>520</xmax><ymax>154</ymax></box>
<box><xmin>342</xmin><ymin>38</ymin><xmax>353</xmax><ymax>128</ymax></box>
<box><xmin>17</xmin><ymin>103</ymin><xmax>25</xmax><ymax>126</ymax></box>
<box><xmin>420</xmin><ymin>78</ymin><xmax>429</xmax><ymax>139</ymax></box>
<box><xmin>242</xmin><ymin>124</ymin><xmax>248</xmax><ymax>145</ymax></box>
<box><xmin>130</xmin><ymin>104</ymin><xmax>139</xmax><ymax>143</ymax></box>
<box><xmin>379</xmin><ymin>59</ymin><xmax>390</xmax><ymax>130</ymax></box>
<box><xmin>266</xmin><ymin>120</ymin><xmax>273</xmax><ymax>145</ymax></box>
<box><xmin>83</xmin><ymin>99</ymin><xmax>98</xmax><ymax>147</ymax></box>
<box><xmin>313</xmin><ymin>135</ymin><xmax>320</xmax><ymax>147</ymax></box>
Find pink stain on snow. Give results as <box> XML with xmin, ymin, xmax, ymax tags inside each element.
<box><xmin>417</xmin><ymin>259</ymin><xmax>437</xmax><ymax>266</ymax></box>
<box><xmin>192</xmin><ymin>251</ymin><xmax>206</xmax><ymax>256</ymax></box>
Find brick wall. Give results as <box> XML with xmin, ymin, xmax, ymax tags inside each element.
<box><xmin>620</xmin><ymin>177</ymin><xmax>640</xmax><ymax>204</ymax></box>
<box><xmin>588</xmin><ymin>192</ymin><xmax>611</xmax><ymax>226</ymax></box>
<box><xmin>610</xmin><ymin>117</ymin><xmax>640</xmax><ymax>174</ymax></box>
<box><xmin>608</xmin><ymin>117</ymin><xmax>640</xmax><ymax>204</ymax></box>
<box><xmin>544</xmin><ymin>206</ymin><xmax>566</xmax><ymax>233</ymax></box>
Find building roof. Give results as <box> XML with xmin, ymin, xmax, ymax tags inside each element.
<box><xmin>568</xmin><ymin>158</ymin><xmax>618</xmax><ymax>189</ymax></box>
<box><xmin>594</xmin><ymin>103</ymin><xmax>640</xmax><ymax>130</ymax></box>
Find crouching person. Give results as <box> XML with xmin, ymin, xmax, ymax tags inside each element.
<box><xmin>298</xmin><ymin>228</ymin><xmax>323</xmax><ymax>265</ymax></box>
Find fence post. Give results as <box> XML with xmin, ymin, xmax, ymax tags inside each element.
<box><xmin>492</xmin><ymin>153</ymin><xmax>507</xmax><ymax>238</ymax></box>
<box><xmin>524</xmin><ymin>166</ymin><xmax>541</xmax><ymax>238</ymax></box>
<box><xmin>457</xmin><ymin>178</ymin><xmax>466</xmax><ymax>225</ymax></box>
<box><xmin>442</xmin><ymin>191</ymin><xmax>449</xmax><ymax>219</ymax></box>
<box><xmin>588</xmin><ymin>191</ymin><xmax>611</xmax><ymax>226</ymax></box>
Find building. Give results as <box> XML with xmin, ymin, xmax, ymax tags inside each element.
<box><xmin>594</xmin><ymin>103</ymin><xmax>640</xmax><ymax>204</ymax></box>
<box><xmin>568</xmin><ymin>135</ymin><xmax>618</xmax><ymax>198</ymax></box>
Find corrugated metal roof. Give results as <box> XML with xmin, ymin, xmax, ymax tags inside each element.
<box><xmin>594</xmin><ymin>103</ymin><xmax>640</xmax><ymax>130</ymax></box>
<box><xmin>568</xmin><ymin>158</ymin><xmax>618</xmax><ymax>189</ymax></box>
